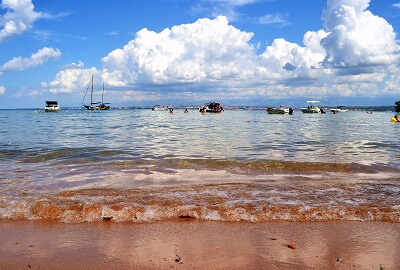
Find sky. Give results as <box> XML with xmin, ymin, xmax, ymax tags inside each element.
<box><xmin>1</xmin><ymin>0</ymin><xmax>400</xmax><ymax>108</ymax></box>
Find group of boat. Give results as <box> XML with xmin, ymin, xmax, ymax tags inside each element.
<box><xmin>43</xmin><ymin>77</ymin><xmax>346</xmax><ymax>115</ymax></box>
<box><xmin>150</xmin><ymin>102</ymin><xmax>224</xmax><ymax>113</ymax></box>
<box><xmin>43</xmin><ymin>75</ymin><xmax>110</xmax><ymax>112</ymax></box>
<box><xmin>300</xmin><ymin>101</ymin><xmax>348</xmax><ymax>114</ymax></box>
<box><xmin>266</xmin><ymin>101</ymin><xmax>348</xmax><ymax>115</ymax></box>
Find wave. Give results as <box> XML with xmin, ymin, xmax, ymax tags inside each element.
<box><xmin>18</xmin><ymin>157</ymin><xmax>400</xmax><ymax>175</ymax></box>
<box><xmin>1</xmin><ymin>183</ymin><xmax>399</xmax><ymax>223</ymax></box>
<box><xmin>1</xmin><ymin>143</ymin><xmax>398</xmax><ymax>172</ymax></box>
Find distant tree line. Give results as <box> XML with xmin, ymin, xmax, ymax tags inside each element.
<box><xmin>396</xmin><ymin>100</ymin><xmax>400</xmax><ymax>113</ymax></box>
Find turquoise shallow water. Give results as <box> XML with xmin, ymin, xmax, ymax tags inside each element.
<box><xmin>0</xmin><ymin>108</ymin><xmax>399</xmax><ymax>222</ymax></box>
<box><xmin>1</xmin><ymin>108</ymin><xmax>399</xmax><ymax>164</ymax></box>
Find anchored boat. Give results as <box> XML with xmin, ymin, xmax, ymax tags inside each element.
<box><xmin>82</xmin><ymin>75</ymin><xmax>110</xmax><ymax>110</ymax></box>
<box><xmin>301</xmin><ymin>101</ymin><xmax>322</xmax><ymax>113</ymax></box>
<box><xmin>199</xmin><ymin>102</ymin><xmax>223</xmax><ymax>113</ymax></box>
<box><xmin>44</xmin><ymin>101</ymin><xmax>60</xmax><ymax>112</ymax></box>
<box><xmin>266</xmin><ymin>106</ymin><xmax>290</xmax><ymax>114</ymax></box>
<box><xmin>330</xmin><ymin>106</ymin><xmax>348</xmax><ymax>113</ymax></box>
<box><xmin>152</xmin><ymin>105</ymin><xmax>169</xmax><ymax>111</ymax></box>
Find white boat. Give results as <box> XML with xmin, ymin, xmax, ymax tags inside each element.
<box><xmin>152</xmin><ymin>105</ymin><xmax>169</xmax><ymax>111</ymax></box>
<box><xmin>44</xmin><ymin>101</ymin><xmax>60</xmax><ymax>112</ymax></box>
<box><xmin>266</xmin><ymin>106</ymin><xmax>290</xmax><ymax>114</ymax></box>
<box><xmin>301</xmin><ymin>106</ymin><xmax>321</xmax><ymax>113</ymax></box>
<box><xmin>330</xmin><ymin>106</ymin><xmax>348</xmax><ymax>113</ymax></box>
<box><xmin>82</xmin><ymin>75</ymin><xmax>110</xmax><ymax>110</ymax></box>
<box><xmin>301</xmin><ymin>100</ymin><xmax>322</xmax><ymax>113</ymax></box>
<box><xmin>199</xmin><ymin>102</ymin><xmax>223</xmax><ymax>113</ymax></box>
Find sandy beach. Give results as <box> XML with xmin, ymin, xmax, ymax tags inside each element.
<box><xmin>0</xmin><ymin>220</ymin><xmax>399</xmax><ymax>269</ymax></box>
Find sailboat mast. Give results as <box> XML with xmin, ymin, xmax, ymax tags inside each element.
<box><xmin>102</xmin><ymin>83</ymin><xmax>104</xmax><ymax>103</ymax></box>
<box><xmin>91</xmin><ymin>75</ymin><xmax>94</xmax><ymax>105</ymax></box>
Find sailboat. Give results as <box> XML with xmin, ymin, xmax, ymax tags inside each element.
<box><xmin>82</xmin><ymin>75</ymin><xmax>110</xmax><ymax>110</ymax></box>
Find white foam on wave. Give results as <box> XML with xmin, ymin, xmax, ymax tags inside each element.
<box><xmin>1</xmin><ymin>178</ymin><xmax>400</xmax><ymax>223</ymax></box>
<box><xmin>202</xmin><ymin>210</ymin><xmax>223</xmax><ymax>221</ymax></box>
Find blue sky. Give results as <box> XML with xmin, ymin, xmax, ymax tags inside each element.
<box><xmin>1</xmin><ymin>0</ymin><xmax>400</xmax><ymax>108</ymax></box>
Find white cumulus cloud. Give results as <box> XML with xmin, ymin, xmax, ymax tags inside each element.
<box><xmin>321</xmin><ymin>0</ymin><xmax>399</xmax><ymax>70</ymax></box>
<box><xmin>0</xmin><ymin>47</ymin><xmax>61</xmax><ymax>72</ymax></box>
<box><xmin>257</xmin><ymin>38</ymin><xmax>326</xmax><ymax>81</ymax></box>
<box><xmin>0</xmin><ymin>85</ymin><xmax>5</xmax><ymax>95</ymax></box>
<box><xmin>101</xmin><ymin>16</ymin><xmax>256</xmax><ymax>87</ymax></box>
<box><xmin>0</xmin><ymin>0</ymin><xmax>41</xmax><ymax>42</ymax></box>
<box><xmin>44</xmin><ymin>0</ymin><xmax>400</xmax><ymax>101</ymax></box>
<box><xmin>48</xmin><ymin>67</ymin><xmax>98</xmax><ymax>94</ymax></box>
<box><xmin>303</xmin><ymin>30</ymin><xmax>328</xmax><ymax>56</ymax></box>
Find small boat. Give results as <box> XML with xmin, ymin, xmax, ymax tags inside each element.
<box><xmin>330</xmin><ymin>106</ymin><xmax>348</xmax><ymax>113</ymax></box>
<box><xmin>44</xmin><ymin>101</ymin><xmax>60</xmax><ymax>112</ymax></box>
<box><xmin>82</xmin><ymin>75</ymin><xmax>110</xmax><ymax>110</ymax></box>
<box><xmin>301</xmin><ymin>101</ymin><xmax>322</xmax><ymax>113</ymax></box>
<box><xmin>266</xmin><ymin>106</ymin><xmax>290</xmax><ymax>114</ymax></box>
<box><xmin>152</xmin><ymin>105</ymin><xmax>169</xmax><ymax>111</ymax></box>
<box><xmin>301</xmin><ymin>105</ymin><xmax>320</xmax><ymax>113</ymax></box>
<box><xmin>199</xmin><ymin>102</ymin><xmax>223</xmax><ymax>113</ymax></box>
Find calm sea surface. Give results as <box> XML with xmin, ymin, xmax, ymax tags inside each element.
<box><xmin>0</xmin><ymin>108</ymin><xmax>399</xmax><ymax>222</ymax></box>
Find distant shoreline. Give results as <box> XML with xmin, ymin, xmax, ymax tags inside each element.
<box><xmin>1</xmin><ymin>105</ymin><xmax>397</xmax><ymax>112</ymax></box>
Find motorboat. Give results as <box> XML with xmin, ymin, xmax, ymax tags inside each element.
<box><xmin>301</xmin><ymin>101</ymin><xmax>322</xmax><ymax>113</ymax></box>
<box><xmin>266</xmin><ymin>106</ymin><xmax>290</xmax><ymax>114</ymax></box>
<box><xmin>301</xmin><ymin>105</ymin><xmax>321</xmax><ymax>113</ymax></box>
<box><xmin>82</xmin><ymin>75</ymin><xmax>110</xmax><ymax>110</ymax></box>
<box><xmin>152</xmin><ymin>105</ymin><xmax>169</xmax><ymax>111</ymax></box>
<box><xmin>199</xmin><ymin>102</ymin><xmax>223</xmax><ymax>113</ymax></box>
<box><xmin>44</xmin><ymin>101</ymin><xmax>60</xmax><ymax>112</ymax></box>
<box><xmin>330</xmin><ymin>106</ymin><xmax>348</xmax><ymax>113</ymax></box>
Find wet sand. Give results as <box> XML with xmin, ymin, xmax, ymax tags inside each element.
<box><xmin>0</xmin><ymin>220</ymin><xmax>399</xmax><ymax>269</ymax></box>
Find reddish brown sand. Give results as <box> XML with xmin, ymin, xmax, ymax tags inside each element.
<box><xmin>0</xmin><ymin>220</ymin><xmax>399</xmax><ymax>269</ymax></box>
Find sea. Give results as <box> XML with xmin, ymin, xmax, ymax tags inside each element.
<box><xmin>0</xmin><ymin>108</ymin><xmax>399</xmax><ymax>223</ymax></box>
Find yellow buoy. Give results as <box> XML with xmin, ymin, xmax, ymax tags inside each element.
<box><xmin>391</xmin><ymin>117</ymin><xmax>398</xmax><ymax>122</ymax></box>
